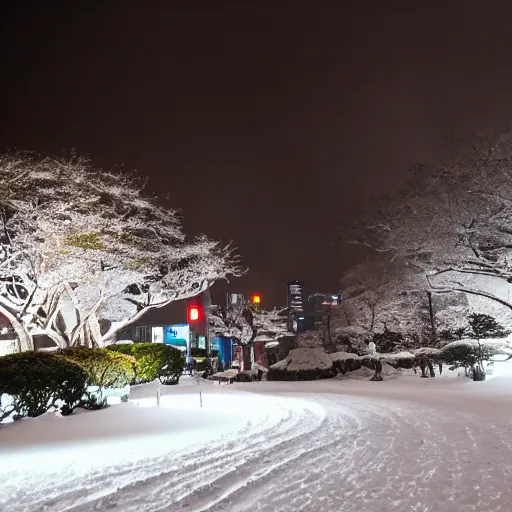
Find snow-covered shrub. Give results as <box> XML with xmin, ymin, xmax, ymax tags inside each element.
<box><xmin>268</xmin><ymin>348</ymin><xmax>336</xmax><ymax>381</ymax></box>
<box><xmin>373</xmin><ymin>327</ymin><xmax>405</xmax><ymax>353</ymax></box>
<box><xmin>330</xmin><ymin>353</ymin><xmax>362</xmax><ymax>375</ymax></box>
<box><xmin>332</xmin><ymin>326</ymin><xmax>372</xmax><ymax>354</ymax></box>
<box><xmin>0</xmin><ymin>352</ymin><xmax>87</xmax><ymax>420</ymax></box>
<box><xmin>108</xmin><ymin>343</ymin><xmax>185</xmax><ymax>385</ymax></box>
<box><xmin>440</xmin><ymin>341</ymin><xmax>498</xmax><ymax>380</ymax></box>
<box><xmin>273</xmin><ymin>348</ymin><xmax>333</xmax><ymax>371</ymax></box>
<box><xmin>294</xmin><ymin>331</ymin><xmax>324</xmax><ymax>349</ymax></box>
<box><xmin>438</xmin><ymin>327</ymin><xmax>469</xmax><ymax>343</ymax></box>
<box><xmin>81</xmin><ymin>393</ymin><xmax>107</xmax><ymax>411</ymax></box>
<box><xmin>382</xmin><ymin>351</ymin><xmax>417</xmax><ymax>369</ymax></box>
<box><xmin>59</xmin><ymin>347</ymin><xmax>135</xmax><ymax>389</ymax></box>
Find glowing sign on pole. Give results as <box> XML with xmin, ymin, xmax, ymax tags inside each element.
<box><xmin>188</xmin><ymin>306</ymin><xmax>199</xmax><ymax>322</ymax></box>
<box><xmin>252</xmin><ymin>295</ymin><xmax>261</xmax><ymax>304</ymax></box>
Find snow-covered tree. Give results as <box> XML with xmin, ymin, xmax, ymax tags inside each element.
<box><xmin>468</xmin><ymin>313</ymin><xmax>509</xmax><ymax>340</ymax></box>
<box><xmin>252</xmin><ymin>307</ymin><xmax>290</xmax><ymax>345</ymax></box>
<box><xmin>209</xmin><ymin>301</ymin><xmax>289</xmax><ymax>369</ymax></box>
<box><xmin>0</xmin><ymin>151</ymin><xmax>243</xmax><ymax>351</ymax></box>
<box><xmin>343</xmin><ymin>131</ymin><xmax>512</xmax><ymax>331</ymax></box>
<box><xmin>337</xmin><ymin>258</ymin><xmax>436</xmax><ymax>339</ymax></box>
<box><xmin>339</xmin><ymin>261</ymin><xmax>404</xmax><ymax>332</ymax></box>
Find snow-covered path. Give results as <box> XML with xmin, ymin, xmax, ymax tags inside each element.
<box><xmin>2</xmin><ymin>376</ymin><xmax>512</xmax><ymax>511</ymax></box>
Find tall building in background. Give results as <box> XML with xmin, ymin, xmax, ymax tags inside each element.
<box><xmin>287</xmin><ymin>280</ymin><xmax>306</xmax><ymax>312</ymax></box>
<box><xmin>286</xmin><ymin>280</ymin><xmax>308</xmax><ymax>332</ymax></box>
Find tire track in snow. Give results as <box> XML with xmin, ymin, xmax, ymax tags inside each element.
<box><xmin>163</xmin><ymin>395</ymin><xmax>512</xmax><ymax>512</ymax></box>
<box><xmin>70</xmin><ymin>397</ymin><xmax>326</xmax><ymax>512</ymax></box>
<box><xmin>2</xmin><ymin>394</ymin><xmax>323</xmax><ymax>512</ymax></box>
<box><xmin>5</xmin><ymin>389</ymin><xmax>512</xmax><ymax>512</ymax></box>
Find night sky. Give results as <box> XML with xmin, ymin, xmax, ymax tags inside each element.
<box><xmin>2</xmin><ymin>2</ymin><xmax>512</xmax><ymax>307</ymax></box>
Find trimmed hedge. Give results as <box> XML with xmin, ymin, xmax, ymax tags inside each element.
<box><xmin>59</xmin><ymin>347</ymin><xmax>136</xmax><ymax>388</ymax></box>
<box><xmin>332</xmin><ymin>358</ymin><xmax>362</xmax><ymax>375</ymax></box>
<box><xmin>388</xmin><ymin>356</ymin><xmax>416</xmax><ymax>370</ymax></box>
<box><xmin>267</xmin><ymin>368</ymin><xmax>336</xmax><ymax>381</ymax></box>
<box><xmin>108</xmin><ymin>343</ymin><xmax>186</xmax><ymax>385</ymax></box>
<box><xmin>0</xmin><ymin>352</ymin><xmax>88</xmax><ymax>419</ymax></box>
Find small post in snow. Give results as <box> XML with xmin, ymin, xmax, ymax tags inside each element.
<box><xmin>199</xmin><ymin>391</ymin><xmax>203</xmax><ymax>408</ymax></box>
<box><xmin>156</xmin><ymin>380</ymin><xmax>161</xmax><ymax>406</ymax></box>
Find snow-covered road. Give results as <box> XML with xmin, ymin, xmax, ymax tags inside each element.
<box><xmin>2</xmin><ymin>377</ymin><xmax>512</xmax><ymax>511</ymax></box>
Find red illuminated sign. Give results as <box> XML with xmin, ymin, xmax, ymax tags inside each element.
<box><xmin>188</xmin><ymin>306</ymin><xmax>200</xmax><ymax>322</ymax></box>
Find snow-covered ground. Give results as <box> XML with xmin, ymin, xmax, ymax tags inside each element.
<box><xmin>2</xmin><ymin>374</ymin><xmax>512</xmax><ymax>511</ymax></box>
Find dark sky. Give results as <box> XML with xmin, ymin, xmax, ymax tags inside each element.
<box><xmin>2</xmin><ymin>2</ymin><xmax>512</xmax><ymax>307</ymax></box>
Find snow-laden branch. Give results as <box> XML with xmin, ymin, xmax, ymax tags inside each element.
<box><xmin>426</xmin><ymin>273</ymin><xmax>512</xmax><ymax>311</ymax></box>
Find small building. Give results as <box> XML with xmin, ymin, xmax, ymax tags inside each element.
<box><xmin>116</xmin><ymin>291</ymin><xmax>211</xmax><ymax>361</ymax></box>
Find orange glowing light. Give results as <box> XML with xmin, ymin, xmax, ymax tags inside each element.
<box><xmin>252</xmin><ymin>295</ymin><xmax>261</xmax><ymax>304</ymax></box>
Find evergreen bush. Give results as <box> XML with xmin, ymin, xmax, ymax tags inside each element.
<box><xmin>108</xmin><ymin>343</ymin><xmax>185</xmax><ymax>385</ymax></box>
<box><xmin>0</xmin><ymin>352</ymin><xmax>87</xmax><ymax>420</ymax></box>
<box><xmin>440</xmin><ymin>342</ymin><xmax>497</xmax><ymax>378</ymax></box>
<box><xmin>59</xmin><ymin>347</ymin><xmax>135</xmax><ymax>388</ymax></box>
<box><xmin>468</xmin><ymin>313</ymin><xmax>509</xmax><ymax>339</ymax></box>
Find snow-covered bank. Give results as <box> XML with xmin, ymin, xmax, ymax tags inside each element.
<box><xmin>2</xmin><ymin>376</ymin><xmax>512</xmax><ymax>511</ymax></box>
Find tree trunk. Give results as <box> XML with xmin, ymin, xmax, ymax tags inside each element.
<box><xmin>241</xmin><ymin>345</ymin><xmax>251</xmax><ymax>371</ymax></box>
<box><xmin>250</xmin><ymin>342</ymin><xmax>255</xmax><ymax>370</ymax></box>
<box><xmin>472</xmin><ymin>365</ymin><xmax>486</xmax><ymax>381</ymax></box>
<box><xmin>0</xmin><ymin>304</ymin><xmax>33</xmax><ymax>352</ymax></box>
<box><xmin>324</xmin><ymin>310</ymin><xmax>333</xmax><ymax>350</ymax></box>
<box><xmin>369</xmin><ymin>307</ymin><xmax>376</xmax><ymax>332</ymax></box>
<box><xmin>31</xmin><ymin>328</ymin><xmax>67</xmax><ymax>350</ymax></box>
<box><xmin>370</xmin><ymin>358</ymin><xmax>383</xmax><ymax>381</ymax></box>
<box><xmin>87</xmin><ymin>314</ymin><xmax>103</xmax><ymax>347</ymax></box>
<box><xmin>426</xmin><ymin>291</ymin><xmax>436</xmax><ymax>341</ymax></box>
<box><xmin>419</xmin><ymin>361</ymin><xmax>429</xmax><ymax>378</ymax></box>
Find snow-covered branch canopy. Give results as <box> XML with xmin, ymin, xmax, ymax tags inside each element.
<box><xmin>0</xmin><ymin>151</ymin><xmax>244</xmax><ymax>348</ymax></box>
<box><xmin>339</xmin><ymin>131</ymin><xmax>512</xmax><ymax>330</ymax></box>
<box><xmin>210</xmin><ymin>302</ymin><xmax>289</xmax><ymax>346</ymax></box>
